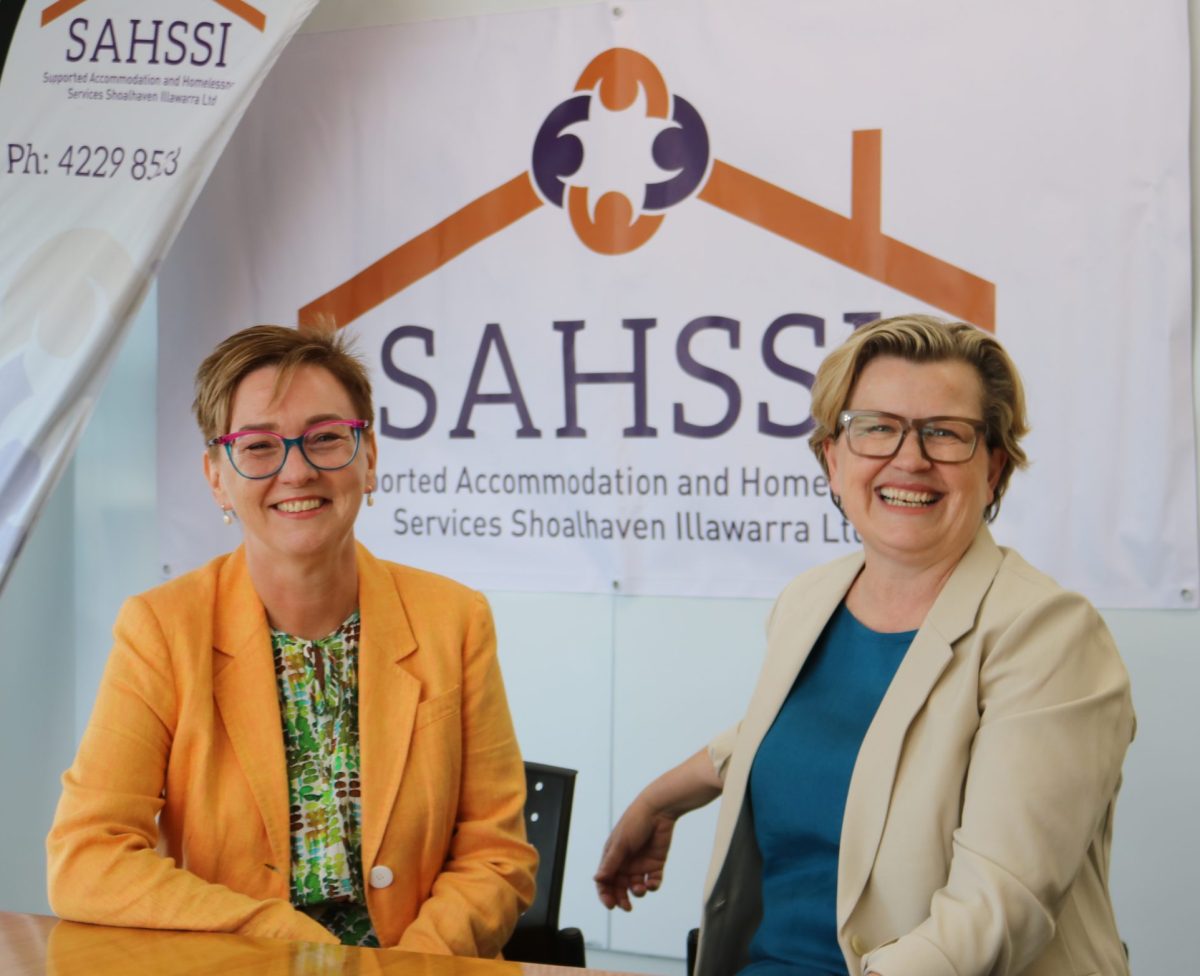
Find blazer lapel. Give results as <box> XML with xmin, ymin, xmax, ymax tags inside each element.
<box><xmin>837</xmin><ymin>527</ymin><xmax>1005</xmax><ymax>928</ymax></box>
<box><xmin>210</xmin><ymin>548</ymin><xmax>292</xmax><ymax>878</ymax></box>
<box><xmin>355</xmin><ymin>544</ymin><xmax>420</xmax><ymax>872</ymax></box>
<box><xmin>734</xmin><ymin>554</ymin><xmax>865</xmax><ymax>781</ymax></box>
<box><xmin>707</xmin><ymin>552</ymin><xmax>864</xmax><ymax>898</ymax></box>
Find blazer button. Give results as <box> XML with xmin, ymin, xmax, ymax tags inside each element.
<box><xmin>369</xmin><ymin>865</ymin><xmax>394</xmax><ymax>889</ymax></box>
<box><xmin>850</xmin><ymin>934</ymin><xmax>867</xmax><ymax>956</ymax></box>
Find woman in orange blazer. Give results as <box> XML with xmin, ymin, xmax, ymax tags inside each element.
<box><xmin>47</xmin><ymin>325</ymin><xmax>536</xmax><ymax>954</ymax></box>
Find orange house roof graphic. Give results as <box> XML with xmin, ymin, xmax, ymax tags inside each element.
<box><xmin>42</xmin><ymin>0</ymin><xmax>266</xmax><ymax>31</ymax></box>
<box><xmin>299</xmin><ymin>48</ymin><xmax>995</xmax><ymax>332</ymax></box>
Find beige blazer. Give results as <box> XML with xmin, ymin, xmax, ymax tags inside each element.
<box><xmin>696</xmin><ymin>528</ymin><xmax>1133</xmax><ymax>976</ymax></box>
<box><xmin>48</xmin><ymin>543</ymin><xmax>536</xmax><ymax>956</ymax></box>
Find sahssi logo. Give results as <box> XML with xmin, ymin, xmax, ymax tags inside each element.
<box><xmin>531</xmin><ymin>48</ymin><xmax>710</xmax><ymax>255</ymax></box>
<box><xmin>299</xmin><ymin>47</ymin><xmax>995</xmax><ymax>333</ymax></box>
<box><xmin>41</xmin><ymin>0</ymin><xmax>266</xmax><ymax>68</ymax></box>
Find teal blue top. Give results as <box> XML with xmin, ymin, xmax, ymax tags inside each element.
<box><xmin>739</xmin><ymin>603</ymin><xmax>914</xmax><ymax>976</ymax></box>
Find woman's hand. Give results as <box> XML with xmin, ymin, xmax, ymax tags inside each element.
<box><xmin>594</xmin><ymin>747</ymin><xmax>725</xmax><ymax>911</ymax></box>
<box><xmin>594</xmin><ymin>794</ymin><xmax>679</xmax><ymax>911</ymax></box>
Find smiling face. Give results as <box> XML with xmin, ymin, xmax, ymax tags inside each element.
<box><xmin>204</xmin><ymin>364</ymin><xmax>376</xmax><ymax>570</ymax></box>
<box><xmin>824</xmin><ymin>355</ymin><xmax>1005</xmax><ymax>573</ymax></box>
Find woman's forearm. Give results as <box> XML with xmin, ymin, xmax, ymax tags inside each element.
<box><xmin>638</xmin><ymin>747</ymin><xmax>724</xmax><ymax>819</ymax></box>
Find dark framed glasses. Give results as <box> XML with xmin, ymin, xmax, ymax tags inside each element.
<box><xmin>838</xmin><ymin>410</ymin><xmax>986</xmax><ymax>464</ymax></box>
<box><xmin>208</xmin><ymin>419</ymin><xmax>369</xmax><ymax>480</ymax></box>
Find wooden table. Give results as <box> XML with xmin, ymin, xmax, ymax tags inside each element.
<box><xmin>0</xmin><ymin>913</ymin><xmax>635</xmax><ymax>976</ymax></box>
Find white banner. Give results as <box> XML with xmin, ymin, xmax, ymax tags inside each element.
<box><xmin>158</xmin><ymin>0</ymin><xmax>1196</xmax><ymax>607</ymax></box>
<box><xmin>0</xmin><ymin>0</ymin><xmax>317</xmax><ymax>591</ymax></box>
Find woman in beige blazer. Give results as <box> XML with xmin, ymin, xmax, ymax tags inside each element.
<box><xmin>48</xmin><ymin>326</ymin><xmax>535</xmax><ymax>954</ymax></box>
<box><xmin>595</xmin><ymin>316</ymin><xmax>1133</xmax><ymax>976</ymax></box>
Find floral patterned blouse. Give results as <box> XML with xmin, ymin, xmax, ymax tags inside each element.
<box><xmin>272</xmin><ymin>610</ymin><xmax>379</xmax><ymax>947</ymax></box>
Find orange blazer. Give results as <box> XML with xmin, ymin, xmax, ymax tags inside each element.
<box><xmin>47</xmin><ymin>543</ymin><xmax>536</xmax><ymax>955</ymax></box>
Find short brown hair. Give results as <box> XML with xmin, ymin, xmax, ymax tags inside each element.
<box><xmin>193</xmin><ymin>325</ymin><xmax>373</xmax><ymax>444</ymax></box>
<box><xmin>809</xmin><ymin>314</ymin><xmax>1029</xmax><ymax>520</ymax></box>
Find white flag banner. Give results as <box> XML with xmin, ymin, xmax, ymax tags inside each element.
<box><xmin>0</xmin><ymin>0</ymin><xmax>317</xmax><ymax>591</ymax></box>
<box><xmin>158</xmin><ymin>0</ymin><xmax>1196</xmax><ymax>607</ymax></box>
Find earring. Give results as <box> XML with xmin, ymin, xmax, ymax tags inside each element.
<box><xmin>222</xmin><ymin>507</ymin><xmax>234</xmax><ymax>525</ymax></box>
<box><xmin>366</xmin><ymin>490</ymin><xmax>375</xmax><ymax>508</ymax></box>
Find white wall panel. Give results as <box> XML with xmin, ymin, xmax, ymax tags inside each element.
<box><xmin>490</xmin><ymin>590</ymin><xmax>614</xmax><ymax>948</ymax></box>
<box><xmin>1103</xmin><ymin>609</ymin><xmax>1200</xmax><ymax>970</ymax></box>
<box><xmin>0</xmin><ymin>474</ymin><xmax>74</xmax><ymax>914</ymax></box>
<box><xmin>608</xmin><ymin>594</ymin><xmax>769</xmax><ymax>957</ymax></box>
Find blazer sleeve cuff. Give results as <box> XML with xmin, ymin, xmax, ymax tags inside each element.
<box><xmin>706</xmin><ymin>723</ymin><xmax>740</xmax><ymax>783</ymax></box>
<box><xmin>861</xmin><ymin>933</ymin><xmax>957</xmax><ymax>976</ymax></box>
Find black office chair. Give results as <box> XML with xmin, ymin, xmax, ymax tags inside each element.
<box><xmin>502</xmin><ymin>762</ymin><xmax>587</xmax><ymax>967</ymax></box>
<box><xmin>686</xmin><ymin>926</ymin><xmax>699</xmax><ymax>976</ymax></box>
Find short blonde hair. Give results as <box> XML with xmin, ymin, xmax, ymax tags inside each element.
<box><xmin>193</xmin><ymin>325</ymin><xmax>373</xmax><ymax>445</ymax></box>
<box><xmin>809</xmin><ymin>314</ymin><xmax>1029</xmax><ymax>520</ymax></box>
